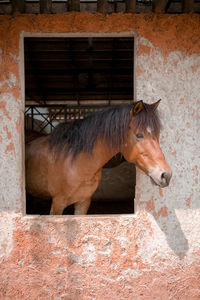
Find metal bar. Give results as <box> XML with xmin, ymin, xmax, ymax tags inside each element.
<box><xmin>12</xmin><ymin>0</ymin><xmax>25</xmax><ymax>13</ymax></box>
<box><xmin>25</xmin><ymin>107</ymin><xmax>31</xmax><ymax>114</ymax></box>
<box><xmin>69</xmin><ymin>107</ymin><xmax>71</xmax><ymax>120</ymax></box>
<box><xmin>97</xmin><ymin>0</ymin><xmax>107</xmax><ymax>12</ymax></box>
<box><xmin>78</xmin><ymin>107</ymin><xmax>81</xmax><ymax>119</ymax></box>
<box><xmin>33</xmin><ymin>107</ymin><xmax>53</xmax><ymax>132</ymax></box>
<box><xmin>31</xmin><ymin>107</ymin><xmax>34</xmax><ymax>130</ymax></box>
<box><xmin>51</xmin><ymin>106</ymin><xmax>65</xmax><ymax>121</ymax></box>
<box><xmin>64</xmin><ymin>106</ymin><xmax>67</xmax><ymax>121</ymax></box>
<box><xmin>165</xmin><ymin>0</ymin><xmax>173</xmax><ymax>12</ymax></box>
<box><xmin>125</xmin><ymin>0</ymin><xmax>136</xmax><ymax>13</ymax></box>
<box><xmin>49</xmin><ymin>107</ymin><xmax>53</xmax><ymax>132</ymax></box>
<box><xmin>40</xmin><ymin>0</ymin><xmax>52</xmax><ymax>13</ymax></box>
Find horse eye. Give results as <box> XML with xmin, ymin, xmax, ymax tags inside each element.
<box><xmin>136</xmin><ymin>133</ymin><xmax>144</xmax><ymax>139</ymax></box>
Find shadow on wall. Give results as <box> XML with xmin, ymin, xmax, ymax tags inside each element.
<box><xmin>136</xmin><ymin>167</ymin><xmax>200</xmax><ymax>259</ymax></box>
<box><xmin>154</xmin><ymin>209</ymin><xmax>189</xmax><ymax>258</ymax></box>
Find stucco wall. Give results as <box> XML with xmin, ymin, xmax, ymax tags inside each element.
<box><xmin>0</xmin><ymin>13</ymin><xmax>199</xmax><ymax>299</ymax></box>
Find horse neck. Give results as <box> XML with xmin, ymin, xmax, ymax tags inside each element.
<box><xmin>91</xmin><ymin>139</ymin><xmax>119</xmax><ymax>169</ymax></box>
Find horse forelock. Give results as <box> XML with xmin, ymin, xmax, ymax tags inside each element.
<box><xmin>132</xmin><ymin>102</ymin><xmax>161</xmax><ymax>137</ymax></box>
<box><xmin>48</xmin><ymin>102</ymin><xmax>161</xmax><ymax>160</ymax></box>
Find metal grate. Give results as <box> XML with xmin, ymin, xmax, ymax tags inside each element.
<box><xmin>25</xmin><ymin>105</ymin><xmax>113</xmax><ymax>132</ymax></box>
<box><xmin>50</xmin><ymin>105</ymin><xmax>113</xmax><ymax>120</ymax></box>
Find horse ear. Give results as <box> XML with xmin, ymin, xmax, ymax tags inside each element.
<box><xmin>152</xmin><ymin>99</ymin><xmax>161</xmax><ymax>110</ymax></box>
<box><xmin>132</xmin><ymin>100</ymin><xmax>143</xmax><ymax>115</ymax></box>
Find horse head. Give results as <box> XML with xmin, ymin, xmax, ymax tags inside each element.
<box><xmin>122</xmin><ymin>100</ymin><xmax>172</xmax><ymax>188</ymax></box>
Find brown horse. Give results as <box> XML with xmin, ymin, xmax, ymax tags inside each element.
<box><xmin>25</xmin><ymin>100</ymin><xmax>172</xmax><ymax>215</ymax></box>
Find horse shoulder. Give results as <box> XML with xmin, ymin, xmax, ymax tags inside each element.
<box><xmin>26</xmin><ymin>136</ymin><xmax>50</xmax><ymax>198</ymax></box>
<box><xmin>48</xmin><ymin>152</ymin><xmax>102</xmax><ymax>204</ymax></box>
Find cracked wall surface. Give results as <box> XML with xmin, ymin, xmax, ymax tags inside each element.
<box><xmin>0</xmin><ymin>13</ymin><xmax>199</xmax><ymax>299</ymax></box>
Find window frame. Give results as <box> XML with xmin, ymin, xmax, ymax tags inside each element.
<box><xmin>20</xmin><ymin>31</ymin><xmax>137</xmax><ymax>217</ymax></box>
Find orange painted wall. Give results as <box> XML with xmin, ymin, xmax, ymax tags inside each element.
<box><xmin>0</xmin><ymin>13</ymin><xmax>200</xmax><ymax>299</ymax></box>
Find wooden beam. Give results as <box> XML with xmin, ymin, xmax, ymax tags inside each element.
<box><xmin>152</xmin><ymin>0</ymin><xmax>167</xmax><ymax>13</ymax></box>
<box><xmin>125</xmin><ymin>0</ymin><xmax>136</xmax><ymax>13</ymax></box>
<box><xmin>40</xmin><ymin>0</ymin><xmax>52</xmax><ymax>14</ymax></box>
<box><xmin>25</xmin><ymin>100</ymin><xmax>132</xmax><ymax>106</ymax></box>
<box><xmin>182</xmin><ymin>0</ymin><xmax>194</xmax><ymax>13</ymax></box>
<box><xmin>12</xmin><ymin>0</ymin><xmax>25</xmax><ymax>13</ymax></box>
<box><xmin>97</xmin><ymin>0</ymin><xmax>107</xmax><ymax>13</ymax></box>
<box><xmin>68</xmin><ymin>0</ymin><xmax>80</xmax><ymax>11</ymax></box>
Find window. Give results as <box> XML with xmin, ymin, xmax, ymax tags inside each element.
<box><xmin>24</xmin><ymin>34</ymin><xmax>136</xmax><ymax>215</ymax></box>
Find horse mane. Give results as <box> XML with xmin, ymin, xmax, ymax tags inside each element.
<box><xmin>49</xmin><ymin>101</ymin><xmax>161</xmax><ymax>160</ymax></box>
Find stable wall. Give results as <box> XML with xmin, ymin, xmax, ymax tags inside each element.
<box><xmin>0</xmin><ymin>13</ymin><xmax>200</xmax><ymax>299</ymax></box>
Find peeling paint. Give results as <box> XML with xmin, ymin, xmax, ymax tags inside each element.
<box><xmin>0</xmin><ymin>101</ymin><xmax>11</xmax><ymax>120</ymax></box>
<box><xmin>0</xmin><ymin>213</ymin><xmax>16</xmax><ymax>259</ymax></box>
<box><xmin>3</xmin><ymin>125</ymin><xmax>12</xmax><ymax>139</ymax></box>
<box><xmin>0</xmin><ymin>13</ymin><xmax>199</xmax><ymax>299</ymax></box>
<box><xmin>158</xmin><ymin>206</ymin><xmax>168</xmax><ymax>217</ymax></box>
<box><xmin>137</xmin><ymin>44</ymin><xmax>151</xmax><ymax>56</ymax></box>
<box><xmin>5</xmin><ymin>141</ymin><xmax>16</xmax><ymax>156</ymax></box>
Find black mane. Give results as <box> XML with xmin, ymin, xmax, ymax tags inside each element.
<box><xmin>49</xmin><ymin>102</ymin><xmax>161</xmax><ymax>160</ymax></box>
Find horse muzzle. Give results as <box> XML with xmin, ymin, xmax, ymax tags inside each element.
<box><xmin>149</xmin><ymin>168</ymin><xmax>172</xmax><ymax>188</ymax></box>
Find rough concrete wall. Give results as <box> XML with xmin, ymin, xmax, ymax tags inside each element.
<box><xmin>135</xmin><ymin>35</ymin><xmax>200</xmax><ymax>257</ymax></box>
<box><xmin>0</xmin><ymin>13</ymin><xmax>200</xmax><ymax>299</ymax></box>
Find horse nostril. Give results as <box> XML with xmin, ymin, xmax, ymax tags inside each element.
<box><xmin>161</xmin><ymin>172</ymin><xmax>171</xmax><ymax>185</ymax></box>
<box><xmin>161</xmin><ymin>172</ymin><xmax>167</xmax><ymax>180</ymax></box>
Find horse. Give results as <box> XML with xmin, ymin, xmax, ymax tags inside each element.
<box><xmin>25</xmin><ymin>100</ymin><xmax>172</xmax><ymax>215</ymax></box>
<box><xmin>25</xmin><ymin>130</ymin><xmax>125</xmax><ymax>169</ymax></box>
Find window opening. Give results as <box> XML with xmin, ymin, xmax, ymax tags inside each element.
<box><xmin>24</xmin><ymin>36</ymin><xmax>135</xmax><ymax>215</ymax></box>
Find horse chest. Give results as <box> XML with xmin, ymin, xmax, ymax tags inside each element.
<box><xmin>66</xmin><ymin>171</ymin><xmax>101</xmax><ymax>203</ymax></box>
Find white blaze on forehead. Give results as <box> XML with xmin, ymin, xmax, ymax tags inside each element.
<box><xmin>147</xmin><ymin>126</ymin><xmax>152</xmax><ymax>134</ymax></box>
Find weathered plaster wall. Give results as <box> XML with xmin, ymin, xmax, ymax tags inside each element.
<box><xmin>0</xmin><ymin>13</ymin><xmax>200</xmax><ymax>299</ymax></box>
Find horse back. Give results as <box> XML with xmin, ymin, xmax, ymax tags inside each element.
<box><xmin>25</xmin><ymin>130</ymin><xmax>47</xmax><ymax>144</ymax></box>
<box><xmin>25</xmin><ymin>134</ymin><xmax>51</xmax><ymax>199</ymax></box>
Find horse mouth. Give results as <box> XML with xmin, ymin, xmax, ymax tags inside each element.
<box><xmin>150</xmin><ymin>176</ymin><xmax>159</xmax><ymax>186</ymax></box>
<box><xmin>150</xmin><ymin>175</ymin><xmax>171</xmax><ymax>188</ymax></box>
